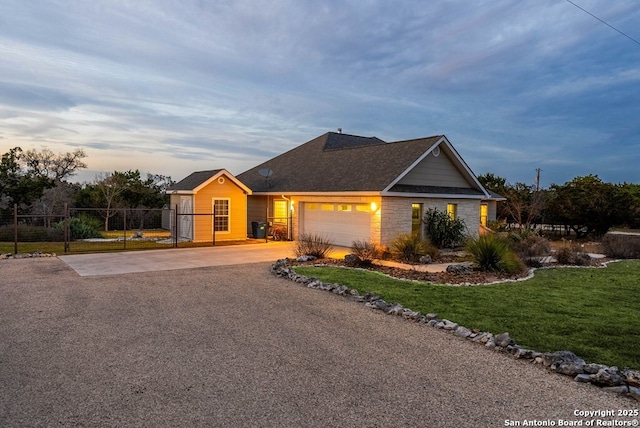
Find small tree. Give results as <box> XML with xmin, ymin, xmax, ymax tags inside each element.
<box><xmin>422</xmin><ymin>208</ymin><xmax>466</xmax><ymax>248</ymax></box>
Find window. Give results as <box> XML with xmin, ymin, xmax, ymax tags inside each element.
<box><xmin>321</xmin><ymin>204</ymin><xmax>334</xmax><ymax>211</ymax></box>
<box><xmin>274</xmin><ymin>200</ymin><xmax>288</xmax><ymax>222</ymax></box>
<box><xmin>213</xmin><ymin>199</ymin><xmax>229</xmax><ymax>232</ymax></box>
<box><xmin>307</xmin><ymin>203</ymin><xmax>318</xmax><ymax>211</ymax></box>
<box><xmin>338</xmin><ymin>204</ymin><xmax>352</xmax><ymax>212</ymax></box>
<box><xmin>411</xmin><ymin>203</ymin><xmax>422</xmax><ymax>235</ymax></box>
<box><xmin>447</xmin><ymin>203</ymin><xmax>457</xmax><ymax>220</ymax></box>
<box><xmin>355</xmin><ymin>204</ymin><xmax>370</xmax><ymax>212</ymax></box>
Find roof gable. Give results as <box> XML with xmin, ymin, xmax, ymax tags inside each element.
<box><xmin>167</xmin><ymin>169</ymin><xmax>251</xmax><ymax>195</ymax></box>
<box><xmin>384</xmin><ymin>137</ymin><xmax>489</xmax><ymax>198</ymax></box>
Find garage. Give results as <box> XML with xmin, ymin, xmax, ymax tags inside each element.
<box><xmin>301</xmin><ymin>202</ymin><xmax>371</xmax><ymax>247</ymax></box>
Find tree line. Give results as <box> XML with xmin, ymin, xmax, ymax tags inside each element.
<box><xmin>478</xmin><ymin>173</ymin><xmax>640</xmax><ymax>238</ymax></box>
<box><xmin>0</xmin><ymin>147</ymin><xmax>174</xmax><ymax>230</ymax></box>
<box><xmin>2</xmin><ymin>146</ymin><xmax>638</xmax><ymax>238</ymax></box>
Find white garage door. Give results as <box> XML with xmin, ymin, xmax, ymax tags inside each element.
<box><xmin>301</xmin><ymin>203</ymin><xmax>371</xmax><ymax>247</ymax></box>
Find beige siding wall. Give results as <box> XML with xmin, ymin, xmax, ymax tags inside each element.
<box><xmin>398</xmin><ymin>151</ymin><xmax>472</xmax><ymax>188</ymax></box>
<box><xmin>485</xmin><ymin>200</ymin><xmax>498</xmax><ymax>222</ymax></box>
<box><xmin>246</xmin><ymin>196</ymin><xmax>268</xmax><ymax>236</ymax></box>
<box><xmin>380</xmin><ymin>197</ymin><xmax>481</xmax><ymax>247</ymax></box>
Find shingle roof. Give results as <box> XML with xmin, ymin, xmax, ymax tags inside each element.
<box><xmin>238</xmin><ymin>132</ymin><xmax>443</xmax><ymax>193</ymax></box>
<box><xmin>168</xmin><ymin>169</ymin><xmax>223</xmax><ymax>191</ymax></box>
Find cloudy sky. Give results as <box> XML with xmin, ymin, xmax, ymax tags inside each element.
<box><xmin>1</xmin><ymin>0</ymin><xmax>639</xmax><ymax>187</ymax></box>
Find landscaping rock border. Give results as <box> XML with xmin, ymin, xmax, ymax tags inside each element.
<box><xmin>0</xmin><ymin>251</ymin><xmax>57</xmax><ymax>260</ymax></box>
<box><xmin>271</xmin><ymin>258</ymin><xmax>640</xmax><ymax>403</ymax></box>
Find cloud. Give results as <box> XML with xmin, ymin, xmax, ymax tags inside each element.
<box><xmin>1</xmin><ymin>0</ymin><xmax>639</xmax><ymax>186</ymax></box>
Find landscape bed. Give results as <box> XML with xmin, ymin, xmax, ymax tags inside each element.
<box><xmin>293</xmin><ymin>260</ymin><xmax>640</xmax><ymax>370</ymax></box>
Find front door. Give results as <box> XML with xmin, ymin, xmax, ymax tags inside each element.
<box><xmin>179</xmin><ymin>196</ymin><xmax>193</xmax><ymax>240</ymax></box>
<box><xmin>412</xmin><ymin>203</ymin><xmax>423</xmax><ymax>237</ymax></box>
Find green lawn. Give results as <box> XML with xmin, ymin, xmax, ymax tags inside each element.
<box><xmin>294</xmin><ymin>261</ymin><xmax>640</xmax><ymax>369</ymax></box>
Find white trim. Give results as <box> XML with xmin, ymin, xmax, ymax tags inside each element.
<box><xmin>251</xmin><ymin>191</ymin><xmax>381</xmax><ymax>196</ymax></box>
<box><xmin>382</xmin><ymin>136</ymin><xmax>447</xmax><ymax>192</ymax></box>
<box><xmin>194</xmin><ymin>170</ymin><xmax>252</xmax><ymax>195</ymax></box>
<box><xmin>382</xmin><ymin>136</ymin><xmax>491</xmax><ymax>199</ymax></box>
<box><xmin>212</xmin><ymin>197</ymin><xmax>231</xmax><ymax>234</ymax></box>
<box><xmin>169</xmin><ymin>190</ymin><xmax>195</xmax><ymax>195</ymax></box>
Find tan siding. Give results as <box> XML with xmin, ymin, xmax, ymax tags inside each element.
<box><xmin>398</xmin><ymin>151</ymin><xmax>472</xmax><ymax>188</ymax></box>
<box><xmin>189</xmin><ymin>176</ymin><xmax>248</xmax><ymax>242</ymax></box>
<box><xmin>246</xmin><ymin>196</ymin><xmax>268</xmax><ymax>237</ymax></box>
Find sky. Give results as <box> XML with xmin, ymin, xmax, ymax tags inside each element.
<box><xmin>1</xmin><ymin>0</ymin><xmax>639</xmax><ymax>188</ymax></box>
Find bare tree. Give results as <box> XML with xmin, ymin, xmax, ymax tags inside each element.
<box><xmin>24</xmin><ymin>148</ymin><xmax>88</xmax><ymax>223</ymax></box>
<box><xmin>94</xmin><ymin>172</ymin><xmax>128</xmax><ymax>232</ymax></box>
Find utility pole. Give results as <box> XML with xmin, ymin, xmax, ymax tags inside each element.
<box><xmin>535</xmin><ymin>168</ymin><xmax>541</xmax><ymax>191</ymax></box>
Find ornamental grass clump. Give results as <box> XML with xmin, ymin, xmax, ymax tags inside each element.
<box><xmin>465</xmin><ymin>234</ymin><xmax>524</xmax><ymax>274</ymax></box>
<box><xmin>390</xmin><ymin>233</ymin><xmax>438</xmax><ymax>263</ymax></box>
<box><xmin>350</xmin><ymin>240</ymin><xmax>382</xmax><ymax>265</ymax></box>
<box><xmin>294</xmin><ymin>233</ymin><xmax>334</xmax><ymax>258</ymax></box>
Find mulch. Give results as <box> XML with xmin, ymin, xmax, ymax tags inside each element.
<box><xmin>292</xmin><ymin>256</ymin><xmax>614</xmax><ymax>285</ymax></box>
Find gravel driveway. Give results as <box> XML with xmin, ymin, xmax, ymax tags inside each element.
<box><xmin>1</xmin><ymin>258</ymin><xmax>636</xmax><ymax>427</ymax></box>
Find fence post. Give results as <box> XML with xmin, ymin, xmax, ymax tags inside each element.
<box><xmin>13</xmin><ymin>203</ymin><xmax>18</xmax><ymax>255</ymax></box>
<box><xmin>174</xmin><ymin>204</ymin><xmax>178</xmax><ymax>248</ymax></box>
<box><xmin>64</xmin><ymin>204</ymin><xmax>69</xmax><ymax>253</ymax></box>
<box><xmin>212</xmin><ymin>202</ymin><xmax>216</xmax><ymax>246</ymax></box>
<box><xmin>123</xmin><ymin>209</ymin><xmax>127</xmax><ymax>250</ymax></box>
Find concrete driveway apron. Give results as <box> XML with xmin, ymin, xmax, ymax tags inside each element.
<box><xmin>59</xmin><ymin>241</ymin><xmax>295</xmax><ymax>276</ymax></box>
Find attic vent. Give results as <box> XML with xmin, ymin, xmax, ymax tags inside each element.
<box><xmin>432</xmin><ymin>147</ymin><xmax>440</xmax><ymax>157</ymax></box>
<box><xmin>218</xmin><ymin>177</ymin><xmax>225</xmax><ymax>184</ymax></box>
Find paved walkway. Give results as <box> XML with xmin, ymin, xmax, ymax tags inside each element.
<box><xmin>59</xmin><ymin>241</ymin><xmax>296</xmax><ymax>276</ymax></box>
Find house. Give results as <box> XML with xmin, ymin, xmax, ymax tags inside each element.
<box><xmin>237</xmin><ymin>131</ymin><xmax>502</xmax><ymax>247</ymax></box>
<box><xmin>166</xmin><ymin>169</ymin><xmax>252</xmax><ymax>242</ymax></box>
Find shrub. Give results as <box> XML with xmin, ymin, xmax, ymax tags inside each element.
<box><xmin>390</xmin><ymin>233</ymin><xmax>437</xmax><ymax>263</ymax></box>
<box><xmin>465</xmin><ymin>234</ymin><xmax>524</xmax><ymax>274</ymax></box>
<box><xmin>423</xmin><ymin>208</ymin><xmax>467</xmax><ymax>248</ymax></box>
<box><xmin>508</xmin><ymin>231</ymin><xmax>551</xmax><ymax>262</ymax></box>
<box><xmin>54</xmin><ymin>215</ymin><xmax>103</xmax><ymax>240</ymax></box>
<box><xmin>487</xmin><ymin>220</ymin><xmax>507</xmax><ymax>232</ymax></box>
<box><xmin>555</xmin><ymin>246</ymin><xmax>592</xmax><ymax>266</ymax></box>
<box><xmin>601</xmin><ymin>233</ymin><xmax>640</xmax><ymax>259</ymax></box>
<box><xmin>0</xmin><ymin>224</ymin><xmax>65</xmax><ymax>242</ymax></box>
<box><xmin>294</xmin><ymin>233</ymin><xmax>334</xmax><ymax>258</ymax></box>
<box><xmin>350</xmin><ymin>240</ymin><xmax>381</xmax><ymax>265</ymax></box>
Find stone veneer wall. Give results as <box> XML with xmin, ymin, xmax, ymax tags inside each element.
<box><xmin>380</xmin><ymin>197</ymin><xmax>481</xmax><ymax>246</ymax></box>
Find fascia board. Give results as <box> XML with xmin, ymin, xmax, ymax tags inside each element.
<box><xmin>440</xmin><ymin>137</ymin><xmax>491</xmax><ymax>199</ymax></box>
<box><xmin>165</xmin><ymin>190</ymin><xmax>194</xmax><ymax>195</ymax></box>
<box><xmin>193</xmin><ymin>169</ymin><xmax>253</xmax><ymax>195</ymax></box>
<box><xmin>249</xmin><ymin>191</ymin><xmax>382</xmax><ymax>197</ymax></box>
